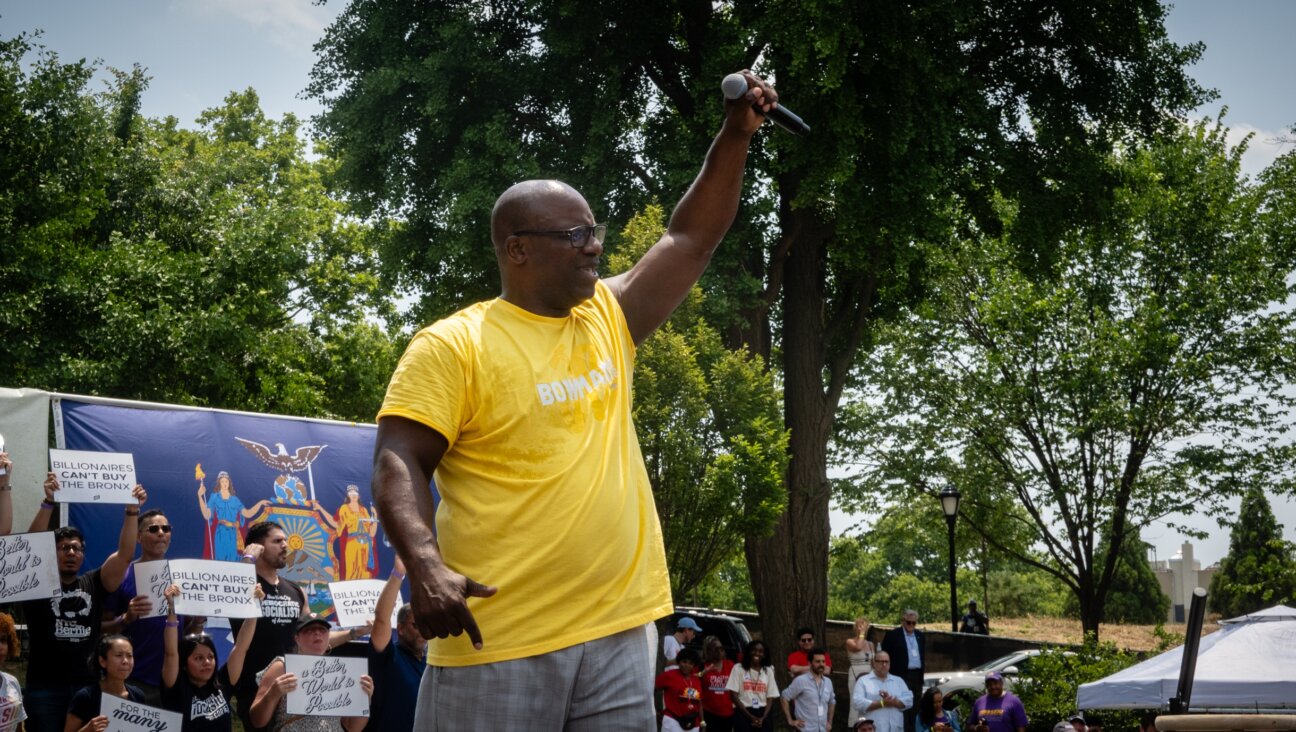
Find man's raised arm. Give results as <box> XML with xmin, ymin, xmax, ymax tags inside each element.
<box><xmin>371</xmin><ymin>416</ymin><xmax>497</xmax><ymax>649</ymax></box>
<box><xmin>102</xmin><ymin>484</ymin><xmax>147</xmax><ymax>592</ymax></box>
<box><xmin>606</xmin><ymin>71</ymin><xmax>777</xmax><ymax>345</ymax></box>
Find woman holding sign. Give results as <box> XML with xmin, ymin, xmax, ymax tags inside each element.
<box><xmin>161</xmin><ymin>584</ymin><xmax>263</xmax><ymax>732</ymax></box>
<box><xmin>249</xmin><ymin>613</ymin><xmax>373</xmax><ymax>732</ymax></box>
<box><xmin>63</xmin><ymin>635</ymin><xmax>145</xmax><ymax>732</ymax></box>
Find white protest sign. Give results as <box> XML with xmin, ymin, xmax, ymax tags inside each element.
<box><xmin>102</xmin><ymin>694</ymin><xmax>183</xmax><ymax>732</ymax></box>
<box><xmin>328</xmin><ymin>579</ymin><xmax>400</xmax><ymax>629</ymax></box>
<box><xmin>169</xmin><ymin>559</ymin><xmax>261</xmax><ymax>619</ymax></box>
<box><xmin>0</xmin><ymin>531</ymin><xmax>60</xmax><ymax>603</ymax></box>
<box><xmin>284</xmin><ymin>654</ymin><xmax>369</xmax><ymax>718</ymax></box>
<box><xmin>133</xmin><ymin>560</ymin><xmax>172</xmax><ymax>619</ymax></box>
<box><xmin>48</xmin><ymin>448</ymin><xmax>138</xmax><ymax>504</ymax></box>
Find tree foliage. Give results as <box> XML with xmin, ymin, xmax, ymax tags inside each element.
<box><xmin>1012</xmin><ymin>641</ymin><xmax>1141</xmax><ymax>732</ymax></box>
<box><xmin>308</xmin><ymin>0</ymin><xmax>1209</xmax><ymax>650</ymax></box>
<box><xmin>1065</xmin><ymin>527</ymin><xmax>1170</xmax><ymax>624</ymax></box>
<box><xmin>0</xmin><ymin>34</ymin><xmax>397</xmax><ymax>420</ymax></box>
<box><xmin>608</xmin><ymin>206</ymin><xmax>788</xmax><ymax>600</ymax></box>
<box><xmin>827</xmin><ymin>508</ymin><xmax>1070</xmax><ymax>624</ymax></box>
<box><xmin>843</xmin><ymin>120</ymin><xmax>1296</xmax><ymax>638</ymax></box>
<box><xmin>1208</xmin><ymin>485</ymin><xmax>1296</xmax><ymax>617</ymax></box>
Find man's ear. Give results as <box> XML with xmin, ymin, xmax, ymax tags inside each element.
<box><xmin>505</xmin><ymin>235</ymin><xmax>528</xmax><ymax>264</ymax></box>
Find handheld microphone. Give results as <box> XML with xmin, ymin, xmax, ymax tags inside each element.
<box><xmin>722</xmin><ymin>73</ymin><xmax>810</xmax><ymax>136</ymax></box>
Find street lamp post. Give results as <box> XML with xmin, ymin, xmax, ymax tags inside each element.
<box><xmin>939</xmin><ymin>485</ymin><xmax>962</xmax><ymax>633</ymax></box>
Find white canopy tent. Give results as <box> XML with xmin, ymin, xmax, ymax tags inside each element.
<box><xmin>1076</xmin><ymin>605</ymin><xmax>1296</xmax><ymax>711</ymax></box>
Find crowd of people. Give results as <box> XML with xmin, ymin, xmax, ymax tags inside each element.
<box><xmin>653</xmin><ymin>609</ymin><xmax>1154</xmax><ymax>732</ymax></box>
<box><xmin>3</xmin><ymin>456</ymin><xmax>1128</xmax><ymax>732</ymax></box>
<box><xmin>0</xmin><ymin>451</ymin><xmax>423</xmax><ymax>732</ymax></box>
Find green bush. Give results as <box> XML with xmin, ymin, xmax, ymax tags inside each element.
<box><xmin>1012</xmin><ymin>637</ymin><xmax>1142</xmax><ymax>732</ymax></box>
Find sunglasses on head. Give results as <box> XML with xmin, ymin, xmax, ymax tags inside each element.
<box><xmin>145</xmin><ymin>524</ymin><xmax>173</xmax><ymax>534</ymax></box>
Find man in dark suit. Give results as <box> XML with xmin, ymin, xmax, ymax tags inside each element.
<box><xmin>880</xmin><ymin>609</ymin><xmax>925</xmax><ymax>732</ymax></box>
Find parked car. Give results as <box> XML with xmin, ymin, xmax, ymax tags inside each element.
<box><xmin>923</xmin><ymin>649</ymin><xmax>1045</xmax><ymax>695</ymax></box>
<box><xmin>658</xmin><ymin>607</ymin><xmax>752</xmax><ymax>666</ymax></box>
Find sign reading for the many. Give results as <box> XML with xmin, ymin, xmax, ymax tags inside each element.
<box><xmin>102</xmin><ymin>694</ymin><xmax>183</xmax><ymax>732</ymax></box>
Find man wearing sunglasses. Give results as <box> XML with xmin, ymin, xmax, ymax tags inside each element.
<box><xmin>788</xmin><ymin>627</ymin><xmax>832</xmax><ymax>678</ymax></box>
<box><xmin>102</xmin><ymin>509</ymin><xmax>190</xmax><ymax>705</ymax></box>
<box><xmin>374</xmin><ymin>70</ymin><xmax>779</xmax><ymax>730</ymax></box>
<box><xmin>881</xmin><ymin>610</ymin><xmax>926</xmax><ymax>732</ymax></box>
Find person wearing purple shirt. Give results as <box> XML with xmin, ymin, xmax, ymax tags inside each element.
<box><xmin>969</xmin><ymin>673</ymin><xmax>1028</xmax><ymax>732</ymax></box>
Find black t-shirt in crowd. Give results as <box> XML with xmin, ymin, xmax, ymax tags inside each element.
<box><xmin>162</xmin><ymin>667</ymin><xmax>234</xmax><ymax>732</ymax></box>
<box><xmin>67</xmin><ymin>682</ymin><xmax>146</xmax><ymax>725</ymax></box>
<box><xmin>22</xmin><ymin>568</ymin><xmax>110</xmax><ymax>687</ymax></box>
<box><xmin>229</xmin><ymin>574</ymin><xmax>304</xmax><ymax>699</ymax></box>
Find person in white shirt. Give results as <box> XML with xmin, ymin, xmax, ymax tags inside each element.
<box><xmin>852</xmin><ymin>651</ymin><xmax>913</xmax><ymax>732</ymax></box>
<box><xmin>726</xmin><ymin>639</ymin><xmax>779</xmax><ymax>731</ymax></box>
<box><xmin>664</xmin><ymin>617</ymin><xmax>701</xmax><ymax>670</ymax></box>
<box><xmin>781</xmin><ymin>648</ymin><xmax>835</xmax><ymax>731</ymax></box>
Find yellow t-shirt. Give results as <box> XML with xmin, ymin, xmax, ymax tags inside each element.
<box><xmin>378</xmin><ymin>281</ymin><xmax>673</xmax><ymax>666</ymax></box>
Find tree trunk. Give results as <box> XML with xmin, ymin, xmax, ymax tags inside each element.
<box><xmin>746</xmin><ymin>197</ymin><xmax>834</xmax><ymax>685</ymax></box>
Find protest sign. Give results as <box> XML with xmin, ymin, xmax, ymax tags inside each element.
<box><xmin>0</xmin><ymin>531</ymin><xmax>60</xmax><ymax>603</ymax></box>
<box><xmin>49</xmin><ymin>448</ymin><xmax>138</xmax><ymax>504</ymax></box>
<box><xmin>133</xmin><ymin>560</ymin><xmax>173</xmax><ymax>619</ymax></box>
<box><xmin>169</xmin><ymin>559</ymin><xmax>261</xmax><ymax>619</ymax></box>
<box><xmin>284</xmin><ymin>654</ymin><xmax>369</xmax><ymax>718</ymax></box>
<box><xmin>102</xmin><ymin>694</ymin><xmax>183</xmax><ymax>732</ymax></box>
<box><xmin>328</xmin><ymin>579</ymin><xmax>400</xmax><ymax>629</ymax></box>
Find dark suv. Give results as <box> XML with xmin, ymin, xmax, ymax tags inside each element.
<box><xmin>657</xmin><ymin>607</ymin><xmax>752</xmax><ymax>666</ymax></box>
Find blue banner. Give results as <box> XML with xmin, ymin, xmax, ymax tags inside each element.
<box><xmin>56</xmin><ymin>397</ymin><xmax>410</xmax><ymax>618</ymax></box>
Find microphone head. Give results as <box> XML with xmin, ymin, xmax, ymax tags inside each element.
<box><xmin>721</xmin><ymin>73</ymin><xmax>749</xmax><ymax>101</ymax></box>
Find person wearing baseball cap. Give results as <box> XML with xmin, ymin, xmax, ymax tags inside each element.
<box><xmin>665</xmin><ymin>616</ymin><xmax>702</xmax><ymax>670</ymax></box>
<box><xmin>249</xmin><ymin>613</ymin><xmax>375</xmax><ymax>732</ymax></box>
<box><xmin>967</xmin><ymin>672</ymin><xmax>1028</xmax><ymax>732</ymax></box>
<box><xmin>856</xmin><ymin>717</ymin><xmax>877</xmax><ymax>732</ymax></box>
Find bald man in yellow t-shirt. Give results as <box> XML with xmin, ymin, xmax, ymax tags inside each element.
<box><xmin>372</xmin><ymin>71</ymin><xmax>779</xmax><ymax>731</ymax></box>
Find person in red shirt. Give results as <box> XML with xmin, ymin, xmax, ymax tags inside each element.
<box><xmin>700</xmin><ymin>636</ymin><xmax>736</xmax><ymax>731</ymax></box>
<box><xmin>788</xmin><ymin>627</ymin><xmax>833</xmax><ymax>677</ymax></box>
<box><xmin>657</xmin><ymin>647</ymin><xmax>704</xmax><ymax>731</ymax></box>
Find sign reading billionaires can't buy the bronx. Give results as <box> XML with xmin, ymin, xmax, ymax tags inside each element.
<box><xmin>102</xmin><ymin>694</ymin><xmax>182</xmax><ymax>732</ymax></box>
<box><xmin>168</xmin><ymin>559</ymin><xmax>261</xmax><ymax>619</ymax></box>
<box><xmin>49</xmin><ymin>448</ymin><xmax>138</xmax><ymax>504</ymax></box>
<box><xmin>328</xmin><ymin>579</ymin><xmax>401</xmax><ymax>629</ymax></box>
<box><xmin>0</xmin><ymin>531</ymin><xmax>60</xmax><ymax>602</ymax></box>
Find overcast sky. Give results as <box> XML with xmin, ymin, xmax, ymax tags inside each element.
<box><xmin>3</xmin><ymin>0</ymin><xmax>1294</xmax><ymax>563</ymax></box>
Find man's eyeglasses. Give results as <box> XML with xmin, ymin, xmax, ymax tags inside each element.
<box><xmin>513</xmin><ymin>223</ymin><xmax>607</xmax><ymax>248</ymax></box>
<box><xmin>57</xmin><ymin>544</ymin><xmax>85</xmax><ymax>554</ymax></box>
<box><xmin>903</xmin><ymin>619</ymin><xmax>917</xmax><ymax>626</ymax></box>
<box><xmin>799</xmin><ymin>637</ymin><xmax>814</xmax><ymax>643</ymax></box>
<box><xmin>145</xmin><ymin>524</ymin><xmax>173</xmax><ymax>534</ymax></box>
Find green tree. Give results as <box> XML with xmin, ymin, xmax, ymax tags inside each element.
<box><xmin>609</xmin><ymin>207</ymin><xmax>788</xmax><ymax>600</ymax></box>
<box><xmin>1099</xmin><ymin>528</ymin><xmax>1170</xmax><ymax>624</ymax></box>
<box><xmin>827</xmin><ymin>507</ymin><xmax>1068</xmax><ymax>623</ymax></box>
<box><xmin>308</xmin><ymin>0</ymin><xmax>1208</xmax><ymax>649</ymax></box>
<box><xmin>1209</xmin><ymin>485</ymin><xmax>1296</xmax><ymax>617</ymax></box>
<box><xmin>1065</xmin><ymin>527</ymin><xmax>1170</xmax><ymax>624</ymax></box>
<box><xmin>0</xmin><ymin>34</ymin><xmax>397</xmax><ymax>421</ymax></box>
<box><xmin>843</xmin><ymin>121</ymin><xmax>1296</xmax><ymax>638</ymax></box>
